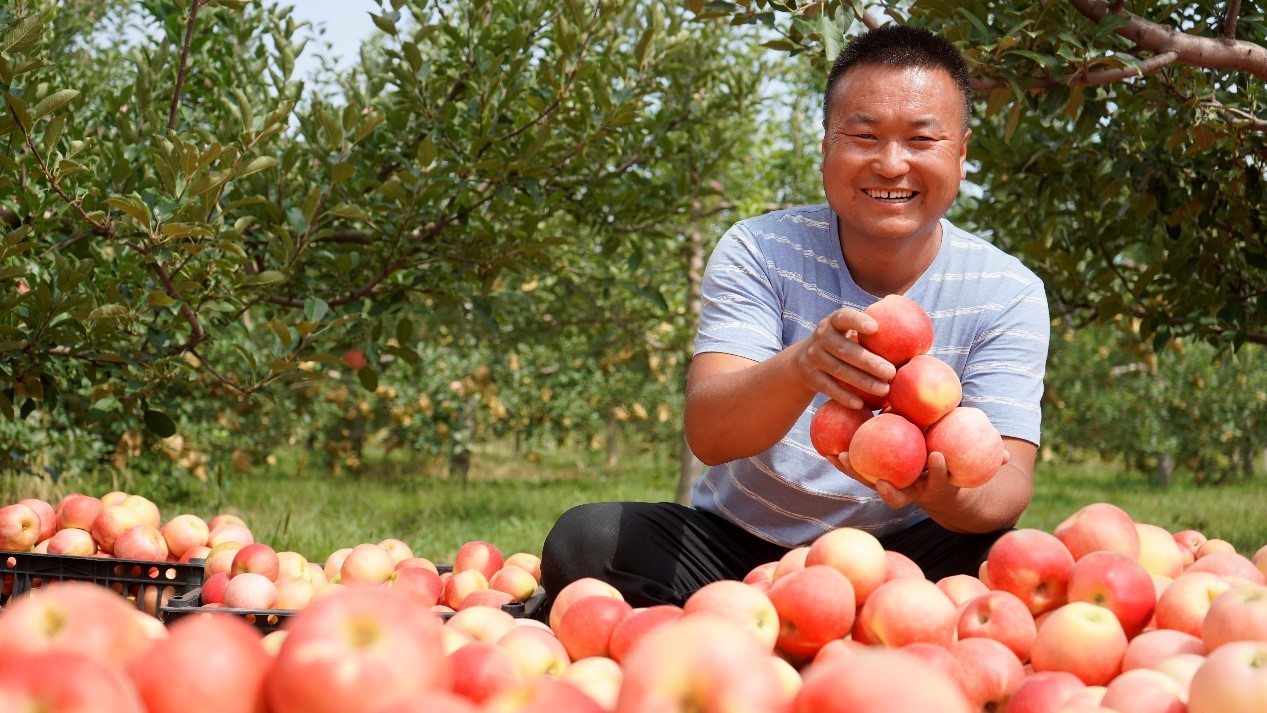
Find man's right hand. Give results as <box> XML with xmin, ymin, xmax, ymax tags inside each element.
<box><xmin>794</xmin><ymin>307</ymin><xmax>896</xmax><ymax>410</ymax></box>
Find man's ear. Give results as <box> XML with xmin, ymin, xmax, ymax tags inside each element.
<box><xmin>959</xmin><ymin>129</ymin><xmax>971</xmax><ymax>179</ymax></box>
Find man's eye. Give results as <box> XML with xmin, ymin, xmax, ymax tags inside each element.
<box><xmin>911</xmin><ymin>136</ymin><xmax>935</xmax><ymax>142</ymax></box>
<box><xmin>852</xmin><ymin>134</ymin><xmax>876</xmax><ymax>140</ymax></box>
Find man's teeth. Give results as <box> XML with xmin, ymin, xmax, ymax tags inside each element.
<box><xmin>867</xmin><ymin>190</ymin><xmax>915</xmax><ymax>200</ymax></box>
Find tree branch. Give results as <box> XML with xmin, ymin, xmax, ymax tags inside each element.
<box><xmin>971</xmin><ymin>50</ymin><xmax>1181</xmax><ymax>90</ymax></box>
<box><xmin>1065</xmin><ymin>0</ymin><xmax>1267</xmax><ymax>80</ymax></box>
<box><xmin>1224</xmin><ymin>0</ymin><xmax>1241</xmax><ymax>40</ymax></box>
<box><xmin>168</xmin><ymin>0</ymin><xmax>202</xmax><ymax>131</ymax></box>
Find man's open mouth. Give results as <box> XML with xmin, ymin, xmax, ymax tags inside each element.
<box><xmin>863</xmin><ymin>189</ymin><xmax>917</xmax><ymax>203</ymax></box>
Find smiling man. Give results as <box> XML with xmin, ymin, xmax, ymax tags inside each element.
<box><xmin>537</xmin><ymin>25</ymin><xmax>1051</xmax><ymax>613</ymax></box>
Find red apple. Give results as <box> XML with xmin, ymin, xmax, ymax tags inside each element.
<box><xmin>446</xmin><ymin>604</ymin><xmax>518</xmax><ymax>644</ymax></box>
<box><xmin>503</xmin><ymin>552</ymin><xmax>542</xmax><ymax>582</ymax></box>
<box><xmin>957</xmin><ymin>589</ymin><xmax>1038</xmax><ymax>663</ymax></box>
<box><xmin>924</xmin><ymin>406</ymin><xmax>1006</xmax><ymax>488</ymax></box>
<box><xmin>223</xmin><ymin>572</ymin><xmax>279</xmax><ymax>610</ymax></box>
<box><xmin>548</xmin><ymin>577</ymin><xmax>623</xmax><ymax>633</ymax></box>
<box><xmin>766</xmin><ymin>564</ymin><xmax>856</xmax><ymax>660</ymax></box>
<box><xmin>120</xmin><ymin>494</ymin><xmax>161</xmax><ymax>529</ymax></box>
<box><xmin>447</xmin><ymin>640</ymin><xmax>521</xmax><ymax>705</ymax></box>
<box><xmin>682</xmin><ymin>579</ymin><xmax>779</xmax><ymax>651</ymax></box>
<box><xmin>160</xmin><ymin>514</ymin><xmax>210</xmax><ymax>560</ymax></box>
<box><xmin>0</xmin><ymin>649</ymin><xmax>146</xmax><ymax>713</ymax></box>
<box><xmin>742</xmin><ymin>561</ymin><xmax>779</xmax><ymax>592</ymax></box>
<box><xmin>607</xmin><ymin>604</ymin><xmax>684</xmax><ymax>664</ymax></box>
<box><xmin>556</xmin><ymin>594</ymin><xmax>633</xmax><ymax>661</ymax></box>
<box><xmin>847</xmin><ymin>412</ymin><xmax>927</xmax><ymax>488</ymax></box>
<box><xmin>949</xmin><ymin>636</ymin><xmax>1026</xmax><ymax>713</ymax></box>
<box><xmin>266</xmin><ymin>586</ymin><xmax>450</xmax><ymax>713</ymax></box>
<box><xmin>17</xmin><ymin>498</ymin><xmax>56</xmax><ymax>543</ymax></box>
<box><xmin>615</xmin><ymin>616</ymin><xmax>787</xmax><ymax>713</ymax></box>
<box><xmin>858</xmin><ymin>293</ymin><xmax>934</xmax><ymax>367</ymax></box>
<box><xmin>1135</xmin><ymin>522</ymin><xmax>1185</xmax><ymax>579</ymax></box>
<box><xmin>45</xmin><ymin>527</ymin><xmax>96</xmax><ymax>556</ymax></box>
<box><xmin>809</xmin><ymin>399</ymin><xmax>873</xmax><ymax>457</ymax></box>
<box><xmin>1099</xmin><ymin>667</ymin><xmax>1186</xmax><ymax>713</ymax></box>
<box><xmin>457</xmin><ymin>587</ymin><xmax>515</xmax><ymax>611</ymax></box>
<box><xmin>1122</xmin><ymin>628</ymin><xmax>1205</xmax><ymax>671</ymax></box>
<box><xmin>559</xmin><ymin>655</ymin><xmax>624</xmax><ymax>712</ymax></box>
<box><xmin>1066</xmin><ymin>550</ymin><xmax>1156</xmax><ymax>639</ymax></box>
<box><xmin>805</xmin><ymin>527</ymin><xmax>887</xmax><ymax>605</ymax></box>
<box><xmin>201</xmin><ymin>571</ymin><xmax>231</xmax><ymax>605</ymax></box>
<box><xmin>275</xmin><ymin>577</ymin><xmax>317</xmax><ymax>610</ymax></box>
<box><xmin>937</xmin><ymin>573</ymin><xmax>991</xmax><ymax>608</ymax></box>
<box><xmin>858</xmin><ymin>577</ymin><xmax>958</xmax><ymax>649</ymax></box>
<box><xmin>1187</xmin><ymin>640</ymin><xmax>1267</xmax><ymax>713</ymax></box>
<box><xmin>389</xmin><ymin>566</ymin><xmax>445</xmax><ymax>607</ymax></box>
<box><xmin>985</xmin><ymin>528</ymin><xmax>1076</xmax><ymax>615</ymax></box>
<box><xmin>488</xmin><ymin>565</ymin><xmax>540</xmax><ymax>602</ymax></box>
<box><xmin>773</xmin><ymin>545</ymin><xmax>810</xmax><ymax>580</ymax></box>
<box><xmin>1005</xmin><ymin>670</ymin><xmax>1087</xmax><ymax>713</ymax></box>
<box><xmin>1172</xmin><ymin>529</ymin><xmax>1206</xmax><ymax>565</ymax></box>
<box><xmin>1154</xmin><ymin>571</ymin><xmax>1233</xmax><ymax>638</ymax></box>
<box><xmin>127</xmin><ymin>609</ymin><xmax>271</xmax><ymax>713</ymax></box>
<box><xmin>55</xmin><ymin>493</ymin><xmax>104</xmax><ymax>532</ymax></box>
<box><xmin>342</xmin><ymin>350</ymin><xmax>368</xmax><ymax>370</ymax></box>
<box><xmin>1202</xmin><ymin>583</ymin><xmax>1267</xmax><ymax>652</ymax></box>
<box><xmin>1185</xmin><ymin>550</ymin><xmax>1266</xmax><ymax>584</ymax></box>
<box><xmin>91</xmin><ymin>505</ymin><xmax>142</xmax><ymax>554</ymax></box>
<box><xmin>887</xmin><ymin>355</ymin><xmax>962</xmax><ymax>428</ymax></box>
<box><xmin>884</xmin><ymin>550</ymin><xmax>924</xmax><ymax>581</ymax></box>
<box><xmin>1053</xmin><ymin>502</ymin><xmax>1141</xmax><ymax>561</ymax></box>
<box><xmin>113</xmin><ymin>524</ymin><xmax>169</xmax><ymax>562</ymax></box>
<box><xmin>497</xmin><ymin>625</ymin><xmax>570</xmax><ymax>679</ymax></box>
<box><xmin>454</xmin><ymin>540</ymin><xmax>505</xmax><ymax>581</ymax></box>
<box><xmin>1030</xmin><ymin>602</ymin><xmax>1128</xmax><ymax>686</ymax></box>
<box><xmin>340</xmin><ymin>543</ymin><xmax>395</xmax><ymax>586</ymax></box>
<box><xmin>0</xmin><ymin>580</ymin><xmax>151</xmax><ymax>666</ymax></box>
<box><xmin>207</xmin><ymin>522</ymin><xmax>255</xmax><ymax>549</ymax></box>
<box><xmin>442</xmin><ymin>568</ymin><xmax>489</xmax><ymax>610</ymax></box>
<box><xmin>792</xmin><ymin>648</ymin><xmax>973</xmax><ymax>713</ymax></box>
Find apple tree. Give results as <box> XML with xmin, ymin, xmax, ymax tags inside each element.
<box><xmin>0</xmin><ymin>0</ymin><xmax>769</xmax><ymax>474</ymax></box>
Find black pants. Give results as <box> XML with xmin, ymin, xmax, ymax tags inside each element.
<box><xmin>537</xmin><ymin>501</ymin><xmax>1008</xmax><ymax>617</ymax></box>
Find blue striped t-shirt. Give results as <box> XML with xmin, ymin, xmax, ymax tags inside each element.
<box><xmin>691</xmin><ymin>203</ymin><xmax>1050</xmax><ymax>547</ymax></box>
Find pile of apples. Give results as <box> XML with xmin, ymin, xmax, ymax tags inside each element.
<box><xmin>6</xmin><ymin>496</ymin><xmax>1267</xmax><ymax>712</ymax></box>
<box><xmin>810</xmin><ymin>294</ymin><xmax>1007</xmax><ymax>488</ymax></box>
<box><xmin>0</xmin><ymin>491</ymin><xmax>543</xmax><ymax>618</ymax></box>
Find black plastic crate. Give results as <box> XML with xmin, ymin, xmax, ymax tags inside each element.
<box><xmin>0</xmin><ymin>550</ymin><xmax>205</xmax><ymax>616</ymax></box>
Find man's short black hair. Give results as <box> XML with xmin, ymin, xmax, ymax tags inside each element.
<box><xmin>823</xmin><ymin>24</ymin><xmax>973</xmax><ymax>131</ymax></box>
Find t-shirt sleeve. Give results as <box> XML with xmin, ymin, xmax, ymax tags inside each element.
<box><xmin>960</xmin><ymin>276</ymin><xmax>1050</xmax><ymax>446</ymax></box>
<box><xmin>694</xmin><ymin>223</ymin><xmax>785</xmax><ymax>363</ymax></box>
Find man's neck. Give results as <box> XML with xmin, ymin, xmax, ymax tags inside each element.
<box><xmin>840</xmin><ymin>221</ymin><xmax>943</xmax><ymax>297</ymax></box>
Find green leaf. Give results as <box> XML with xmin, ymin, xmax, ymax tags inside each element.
<box><xmin>304</xmin><ymin>296</ymin><xmax>329</xmax><ymax>322</ymax></box>
<box><xmin>232</xmin><ymin>87</ymin><xmax>254</xmax><ymax>130</ymax></box>
<box><xmin>1094</xmin><ymin>12</ymin><xmax>1133</xmax><ymax>38</ymax></box>
<box><xmin>4</xmin><ymin>94</ymin><xmax>31</xmax><ymax>133</ymax></box>
<box><xmin>147</xmin><ymin>291</ymin><xmax>177</xmax><ymax>307</ymax></box>
<box><xmin>3</xmin><ymin>14</ymin><xmax>42</xmax><ymax>54</ymax></box>
<box><xmin>87</xmin><ymin>304</ymin><xmax>129</xmax><ymax>320</ymax></box>
<box><xmin>358</xmin><ymin>365</ymin><xmax>380</xmax><ymax>391</ymax></box>
<box><xmin>31</xmin><ymin>89</ymin><xmax>78</xmax><ymax>121</ymax></box>
<box><xmin>326</xmin><ymin>203</ymin><xmax>370</xmax><ymax>221</ymax></box>
<box><xmin>370</xmin><ymin>13</ymin><xmax>398</xmax><ymax>36</ymax></box>
<box><xmin>821</xmin><ymin>12</ymin><xmax>842</xmax><ymax>62</ymax></box>
<box><xmin>235</xmin><ymin>156</ymin><xmax>278</xmax><ymax>179</ymax></box>
<box><xmin>330</xmin><ymin>162</ymin><xmax>355</xmax><ymax>184</ymax></box>
<box><xmin>416</xmin><ymin>137</ymin><xmax>436</xmax><ymax>168</ymax></box>
<box><xmin>105</xmin><ymin>195</ymin><xmax>153</xmax><ymax>228</ymax></box>
<box><xmin>242</xmin><ymin>270</ymin><xmax>286</xmax><ymax>287</ymax></box>
<box><xmin>160</xmin><ymin>222</ymin><xmax>214</xmax><ymax>238</ymax></box>
<box><xmin>143</xmin><ymin>409</ymin><xmax>178</xmax><ymax>438</ymax></box>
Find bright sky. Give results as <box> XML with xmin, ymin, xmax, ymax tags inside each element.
<box><xmin>288</xmin><ymin>1</ymin><xmax>379</xmax><ymax>79</ymax></box>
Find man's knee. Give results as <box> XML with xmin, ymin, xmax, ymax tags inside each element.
<box><xmin>541</xmin><ymin>502</ymin><xmax>624</xmax><ymax>586</ymax></box>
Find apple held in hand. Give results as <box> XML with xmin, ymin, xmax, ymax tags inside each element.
<box><xmin>847</xmin><ymin>412</ymin><xmax>927</xmax><ymax>488</ymax></box>
<box><xmin>808</xmin><ymin>399</ymin><xmax>873</xmax><ymax>458</ymax></box>
<box><xmin>924</xmin><ymin>406</ymin><xmax>1006</xmax><ymax>488</ymax></box>
<box><xmin>887</xmin><ymin>355</ymin><xmax>962</xmax><ymax>428</ymax></box>
<box><xmin>858</xmin><ymin>294</ymin><xmax>935</xmax><ymax>367</ymax></box>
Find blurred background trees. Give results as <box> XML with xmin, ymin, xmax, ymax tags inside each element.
<box><xmin>2</xmin><ymin>0</ymin><xmax>1264</xmax><ymax>493</ymax></box>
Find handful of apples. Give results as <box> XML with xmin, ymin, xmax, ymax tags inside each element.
<box><xmin>809</xmin><ymin>294</ymin><xmax>1006</xmax><ymax>489</ymax></box>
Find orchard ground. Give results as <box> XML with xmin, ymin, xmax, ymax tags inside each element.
<box><xmin>3</xmin><ymin>441</ymin><xmax>1267</xmax><ymax>567</ymax></box>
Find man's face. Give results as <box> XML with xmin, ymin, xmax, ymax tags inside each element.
<box><xmin>820</xmin><ymin>64</ymin><xmax>969</xmax><ymax>247</ymax></box>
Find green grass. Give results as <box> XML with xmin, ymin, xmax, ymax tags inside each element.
<box><xmin>5</xmin><ymin>445</ymin><xmax>1267</xmax><ymax>564</ymax></box>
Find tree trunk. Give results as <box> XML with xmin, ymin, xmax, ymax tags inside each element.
<box><xmin>1155</xmin><ymin>452</ymin><xmax>1174</xmax><ymax>488</ymax></box>
<box><xmin>675</xmin><ymin>227</ymin><xmax>707</xmax><ymax>504</ymax></box>
<box><xmin>606</xmin><ymin>412</ymin><xmax>619</xmax><ymax>469</ymax></box>
<box><xmin>448</xmin><ymin>394</ymin><xmax>478</xmax><ymax>484</ymax></box>
<box><xmin>675</xmin><ymin>434</ymin><xmax>703</xmax><ymax>505</ymax></box>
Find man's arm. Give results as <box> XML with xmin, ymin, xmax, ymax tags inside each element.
<box><xmin>685</xmin><ymin>308</ymin><xmax>896</xmax><ymax>466</ymax></box>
